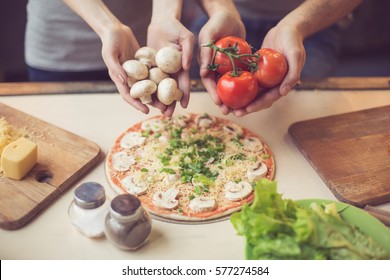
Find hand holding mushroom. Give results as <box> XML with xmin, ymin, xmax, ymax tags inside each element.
<box><xmin>122</xmin><ymin>46</ymin><xmax>184</xmax><ymax>111</ymax></box>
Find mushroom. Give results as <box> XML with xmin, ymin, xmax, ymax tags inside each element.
<box><xmin>244</xmin><ymin>137</ymin><xmax>264</xmax><ymax>151</ymax></box>
<box><xmin>247</xmin><ymin>162</ymin><xmax>268</xmax><ymax>181</ymax></box>
<box><xmin>148</xmin><ymin>67</ymin><xmax>169</xmax><ymax>85</ymax></box>
<box><xmin>224</xmin><ymin>181</ymin><xmax>253</xmax><ymax>201</ymax></box>
<box><xmin>157</xmin><ymin>78</ymin><xmax>183</xmax><ymax>105</ymax></box>
<box><xmin>152</xmin><ymin>188</ymin><xmax>179</xmax><ymax>210</ymax></box>
<box><xmin>127</xmin><ymin>77</ymin><xmax>137</xmax><ymax>88</ymax></box>
<box><xmin>135</xmin><ymin>47</ymin><xmax>157</xmax><ymax>68</ymax></box>
<box><xmin>130</xmin><ymin>79</ymin><xmax>157</xmax><ymax>104</ymax></box>
<box><xmin>163</xmin><ymin>173</ymin><xmax>180</xmax><ymax>184</ymax></box>
<box><xmin>195</xmin><ymin>114</ymin><xmax>215</xmax><ymax>128</ymax></box>
<box><xmin>111</xmin><ymin>152</ymin><xmax>136</xmax><ymax>172</ymax></box>
<box><xmin>189</xmin><ymin>196</ymin><xmax>217</xmax><ymax>213</ymax></box>
<box><xmin>155</xmin><ymin>46</ymin><xmax>182</xmax><ymax>74</ymax></box>
<box><xmin>141</xmin><ymin>118</ymin><xmax>164</xmax><ymax>132</ymax></box>
<box><xmin>223</xmin><ymin>124</ymin><xmax>243</xmax><ymax>136</ymax></box>
<box><xmin>120</xmin><ymin>132</ymin><xmax>146</xmax><ymax>149</ymax></box>
<box><xmin>122</xmin><ymin>60</ymin><xmax>149</xmax><ymax>81</ymax></box>
<box><xmin>158</xmin><ymin>134</ymin><xmax>169</xmax><ymax>143</ymax></box>
<box><xmin>121</xmin><ymin>176</ymin><xmax>148</xmax><ymax>195</ymax></box>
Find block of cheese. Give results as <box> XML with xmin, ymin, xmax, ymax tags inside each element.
<box><xmin>1</xmin><ymin>137</ymin><xmax>38</xmax><ymax>180</ymax></box>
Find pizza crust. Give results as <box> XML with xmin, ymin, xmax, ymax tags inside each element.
<box><xmin>105</xmin><ymin>113</ymin><xmax>275</xmax><ymax>223</ymax></box>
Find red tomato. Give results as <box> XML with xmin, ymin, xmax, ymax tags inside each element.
<box><xmin>254</xmin><ymin>48</ymin><xmax>288</xmax><ymax>89</ymax></box>
<box><xmin>217</xmin><ymin>71</ymin><xmax>259</xmax><ymax>109</ymax></box>
<box><xmin>214</xmin><ymin>36</ymin><xmax>252</xmax><ymax>75</ymax></box>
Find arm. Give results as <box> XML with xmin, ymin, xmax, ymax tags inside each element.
<box><xmin>280</xmin><ymin>0</ymin><xmax>362</xmax><ymax>39</ymax></box>
<box><xmin>197</xmin><ymin>0</ymin><xmax>245</xmax><ymax>115</ymax></box>
<box><xmin>236</xmin><ymin>0</ymin><xmax>362</xmax><ymax>116</ymax></box>
<box><xmin>148</xmin><ymin>0</ymin><xmax>195</xmax><ymax>117</ymax></box>
<box><xmin>63</xmin><ymin>0</ymin><xmax>165</xmax><ymax>114</ymax></box>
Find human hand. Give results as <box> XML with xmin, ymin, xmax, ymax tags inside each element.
<box><xmin>198</xmin><ymin>9</ymin><xmax>246</xmax><ymax>115</ymax></box>
<box><xmin>100</xmin><ymin>23</ymin><xmax>166</xmax><ymax>114</ymax></box>
<box><xmin>147</xmin><ymin>17</ymin><xmax>194</xmax><ymax>117</ymax></box>
<box><xmin>231</xmin><ymin>24</ymin><xmax>306</xmax><ymax>117</ymax></box>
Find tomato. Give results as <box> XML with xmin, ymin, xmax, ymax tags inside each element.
<box><xmin>253</xmin><ymin>48</ymin><xmax>288</xmax><ymax>89</ymax></box>
<box><xmin>214</xmin><ymin>36</ymin><xmax>252</xmax><ymax>75</ymax></box>
<box><xmin>217</xmin><ymin>71</ymin><xmax>259</xmax><ymax>109</ymax></box>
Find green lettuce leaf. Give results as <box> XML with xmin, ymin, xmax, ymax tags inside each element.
<box><xmin>230</xmin><ymin>179</ymin><xmax>390</xmax><ymax>260</ymax></box>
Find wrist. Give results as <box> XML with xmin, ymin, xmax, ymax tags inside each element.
<box><xmin>276</xmin><ymin>14</ymin><xmax>309</xmax><ymax>40</ymax></box>
<box><xmin>199</xmin><ymin>0</ymin><xmax>240</xmax><ymax>18</ymax></box>
<box><xmin>151</xmin><ymin>0</ymin><xmax>183</xmax><ymax>23</ymax></box>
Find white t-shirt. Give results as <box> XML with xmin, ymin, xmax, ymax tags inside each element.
<box><xmin>25</xmin><ymin>0</ymin><xmax>152</xmax><ymax>71</ymax></box>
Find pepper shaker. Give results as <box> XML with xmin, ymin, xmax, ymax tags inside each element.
<box><xmin>104</xmin><ymin>194</ymin><xmax>152</xmax><ymax>250</ymax></box>
<box><xmin>68</xmin><ymin>182</ymin><xmax>108</xmax><ymax>238</ymax></box>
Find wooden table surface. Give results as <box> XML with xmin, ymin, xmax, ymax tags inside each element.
<box><xmin>0</xmin><ymin>77</ymin><xmax>389</xmax><ymax>260</ymax></box>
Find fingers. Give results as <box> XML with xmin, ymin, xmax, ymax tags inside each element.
<box><xmin>280</xmin><ymin>47</ymin><xmax>306</xmax><ymax>96</ymax></box>
<box><xmin>180</xmin><ymin>31</ymin><xmax>195</xmax><ymax>71</ymax></box>
<box><xmin>103</xmin><ymin>49</ymin><xmax>128</xmax><ymax>87</ymax></box>
<box><xmin>279</xmin><ymin>65</ymin><xmax>301</xmax><ymax>96</ymax></box>
<box><xmin>118</xmin><ymin>86</ymin><xmax>150</xmax><ymax>114</ymax></box>
<box><xmin>244</xmin><ymin>88</ymin><xmax>282</xmax><ymax>114</ymax></box>
<box><xmin>177</xmin><ymin>70</ymin><xmax>190</xmax><ymax>109</ymax></box>
<box><xmin>201</xmin><ymin>71</ymin><xmax>222</xmax><ymax>106</ymax></box>
<box><xmin>162</xmin><ymin>102</ymin><xmax>176</xmax><ymax>117</ymax></box>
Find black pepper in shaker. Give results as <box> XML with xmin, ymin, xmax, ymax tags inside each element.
<box><xmin>104</xmin><ymin>194</ymin><xmax>152</xmax><ymax>250</ymax></box>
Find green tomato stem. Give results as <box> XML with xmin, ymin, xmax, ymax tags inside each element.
<box><xmin>201</xmin><ymin>41</ymin><xmax>260</xmax><ymax>77</ymax></box>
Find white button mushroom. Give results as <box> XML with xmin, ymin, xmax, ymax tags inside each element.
<box><xmin>148</xmin><ymin>67</ymin><xmax>169</xmax><ymax>85</ymax></box>
<box><xmin>152</xmin><ymin>188</ymin><xmax>179</xmax><ymax>210</ymax></box>
<box><xmin>155</xmin><ymin>46</ymin><xmax>182</xmax><ymax>74</ymax></box>
<box><xmin>130</xmin><ymin>79</ymin><xmax>157</xmax><ymax>104</ymax></box>
<box><xmin>127</xmin><ymin>77</ymin><xmax>137</xmax><ymax>88</ymax></box>
<box><xmin>246</xmin><ymin>163</ymin><xmax>268</xmax><ymax>181</ymax></box>
<box><xmin>122</xmin><ymin>60</ymin><xmax>149</xmax><ymax>81</ymax></box>
<box><xmin>189</xmin><ymin>196</ymin><xmax>217</xmax><ymax>213</ymax></box>
<box><xmin>195</xmin><ymin>114</ymin><xmax>215</xmax><ymax>128</ymax></box>
<box><xmin>120</xmin><ymin>132</ymin><xmax>146</xmax><ymax>149</ymax></box>
<box><xmin>157</xmin><ymin>78</ymin><xmax>183</xmax><ymax>105</ymax></box>
<box><xmin>158</xmin><ymin>134</ymin><xmax>169</xmax><ymax>143</ymax></box>
<box><xmin>135</xmin><ymin>47</ymin><xmax>157</xmax><ymax>69</ymax></box>
<box><xmin>224</xmin><ymin>181</ymin><xmax>253</xmax><ymax>201</ymax></box>
<box><xmin>111</xmin><ymin>152</ymin><xmax>136</xmax><ymax>172</ymax></box>
<box><xmin>223</xmin><ymin>124</ymin><xmax>243</xmax><ymax>136</ymax></box>
<box><xmin>163</xmin><ymin>173</ymin><xmax>180</xmax><ymax>184</ymax></box>
<box><xmin>141</xmin><ymin>118</ymin><xmax>164</xmax><ymax>132</ymax></box>
<box><xmin>244</xmin><ymin>137</ymin><xmax>264</xmax><ymax>151</ymax></box>
<box><xmin>121</xmin><ymin>176</ymin><xmax>148</xmax><ymax>195</ymax></box>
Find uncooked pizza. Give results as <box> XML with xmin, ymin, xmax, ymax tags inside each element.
<box><xmin>105</xmin><ymin>113</ymin><xmax>275</xmax><ymax>223</ymax></box>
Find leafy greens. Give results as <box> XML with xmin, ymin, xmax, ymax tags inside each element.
<box><xmin>230</xmin><ymin>179</ymin><xmax>390</xmax><ymax>260</ymax></box>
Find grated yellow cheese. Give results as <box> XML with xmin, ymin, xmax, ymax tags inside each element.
<box><xmin>0</xmin><ymin>118</ymin><xmax>28</xmax><ymax>172</ymax></box>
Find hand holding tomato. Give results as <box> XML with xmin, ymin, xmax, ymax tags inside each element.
<box><xmin>202</xmin><ymin>36</ymin><xmax>288</xmax><ymax>111</ymax></box>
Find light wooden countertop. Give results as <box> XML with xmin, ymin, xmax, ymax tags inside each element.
<box><xmin>0</xmin><ymin>78</ymin><xmax>389</xmax><ymax>259</ymax></box>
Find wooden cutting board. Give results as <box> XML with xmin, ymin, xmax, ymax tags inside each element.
<box><xmin>0</xmin><ymin>103</ymin><xmax>101</xmax><ymax>230</ymax></box>
<box><xmin>288</xmin><ymin>105</ymin><xmax>390</xmax><ymax>208</ymax></box>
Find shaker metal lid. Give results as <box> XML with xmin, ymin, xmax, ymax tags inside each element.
<box><xmin>110</xmin><ymin>194</ymin><xmax>141</xmax><ymax>216</ymax></box>
<box><xmin>74</xmin><ymin>182</ymin><xmax>106</xmax><ymax>209</ymax></box>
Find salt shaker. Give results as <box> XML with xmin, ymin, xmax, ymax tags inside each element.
<box><xmin>104</xmin><ymin>194</ymin><xmax>152</xmax><ymax>250</ymax></box>
<box><xmin>68</xmin><ymin>182</ymin><xmax>108</xmax><ymax>238</ymax></box>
